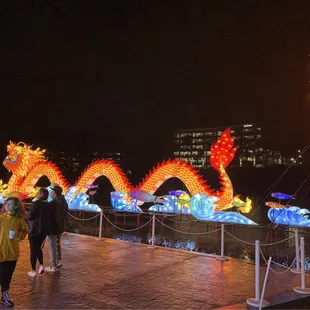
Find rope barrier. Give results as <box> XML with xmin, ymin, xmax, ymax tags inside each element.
<box><xmin>155</xmin><ymin>218</ymin><xmax>221</xmax><ymax>235</ymax></box>
<box><xmin>260</xmin><ymin>236</ymin><xmax>294</xmax><ymax>247</ymax></box>
<box><xmin>224</xmin><ymin>230</ymin><xmax>294</xmax><ymax>246</ymax></box>
<box><xmin>69</xmin><ymin>211</ymin><xmax>306</xmax><ymax>273</ymax></box>
<box><xmin>68</xmin><ymin>212</ymin><xmax>101</xmax><ymax>221</ymax></box>
<box><xmin>108</xmin><ymin>211</ymin><xmax>143</xmax><ymax>217</ymax></box>
<box><xmin>260</xmin><ymin>248</ymin><xmax>296</xmax><ymax>275</ymax></box>
<box><xmin>102</xmin><ymin>212</ymin><xmax>153</xmax><ymax>232</ymax></box>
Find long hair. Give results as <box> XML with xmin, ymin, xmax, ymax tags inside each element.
<box><xmin>3</xmin><ymin>197</ymin><xmax>26</xmax><ymax>218</ymax></box>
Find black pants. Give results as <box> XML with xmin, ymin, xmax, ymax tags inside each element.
<box><xmin>0</xmin><ymin>261</ymin><xmax>17</xmax><ymax>293</ymax></box>
<box><xmin>29</xmin><ymin>235</ymin><xmax>46</xmax><ymax>271</ymax></box>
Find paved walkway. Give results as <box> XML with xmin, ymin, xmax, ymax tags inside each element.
<box><xmin>4</xmin><ymin>233</ymin><xmax>310</xmax><ymax>309</ymax></box>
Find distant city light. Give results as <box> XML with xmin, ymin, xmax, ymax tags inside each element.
<box><xmin>173</xmin><ymin>123</ymin><xmax>296</xmax><ymax>169</ymax></box>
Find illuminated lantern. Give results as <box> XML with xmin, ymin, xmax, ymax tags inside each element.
<box><xmin>1</xmin><ymin>129</ymin><xmax>244</xmax><ymax>214</ymax></box>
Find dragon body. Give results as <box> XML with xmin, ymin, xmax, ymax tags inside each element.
<box><xmin>1</xmin><ymin>129</ymin><xmax>250</xmax><ymax>213</ymax></box>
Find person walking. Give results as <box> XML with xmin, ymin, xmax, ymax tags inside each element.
<box><xmin>27</xmin><ymin>188</ymin><xmax>50</xmax><ymax>277</ymax></box>
<box><xmin>45</xmin><ymin>185</ymin><xmax>68</xmax><ymax>272</ymax></box>
<box><xmin>0</xmin><ymin>197</ymin><xmax>28</xmax><ymax>307</ymax></box>
<box><xmin>53</xmin><ymin>186</ymin><xmax>68</xmax><ymax>267</ymax></box>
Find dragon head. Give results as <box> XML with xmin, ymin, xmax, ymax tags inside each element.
<box><xmin>3</xmin><ymin>141</ymin><xmax>46</xmax><ymax>177</ymax></box>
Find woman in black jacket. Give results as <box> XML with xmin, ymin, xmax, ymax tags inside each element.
<box><xmin>27</xmin><ymin>188</ymin><xmax>50</xmax><ymax>277</ymax></box>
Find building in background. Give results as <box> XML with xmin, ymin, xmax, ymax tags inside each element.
<box><xmin>46</xmin><ymin>151</ymin><xmax>81</xmax><ymax>173</ymax></box>
<box><xmin>46</xmin><ymin>151</ymin><xmax>126</xmax><ymax>183</ymax></box>
<box><xmin>173</xmin><ymin>123</ymin><xmax>302</xmax><ymax>169</ymax></box>
<box><xmin>91</xmin><ymin>152</ymin><xmax>124</xmax><ymax>163</ymax></box>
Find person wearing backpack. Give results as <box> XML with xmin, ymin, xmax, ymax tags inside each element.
<box><xmin>27</xmin><ymin>188</ymin><xmax>50</xmax><ymax>278</ymax></box>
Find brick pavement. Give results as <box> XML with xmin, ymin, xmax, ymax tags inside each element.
<box><xmin>2</xmin><ymin>233</ymin><xmax>309</xmax><ymax>309</ymax></box>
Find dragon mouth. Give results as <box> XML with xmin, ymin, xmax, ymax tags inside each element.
<box><xmin>4</xmin><ymin>158</ymin><xmax>17</xmax><ymax>164</ymax></box>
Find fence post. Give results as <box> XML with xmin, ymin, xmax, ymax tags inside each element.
<box><xmin>95</xmin><ymin>210</ymin><xmax>104</xmax><ymax>241</ymax></box>
<box><xmin>148</xmin><ymin>214</ymin><xmax>158</xmax><ymax>249</ymax></box>
<box><xmin>247</xmin><ymin>240</ymin><xmax>265</xmax><ymax>307</ymax></box>
<box><xmin>217</xmin><ymin>224</ymin><xmax>228</xmax><ymax>261</ymax></box>
<box><xmin>294</xmin><ymin>237</ymin><xmax>310</xmax><ymax>295</ymax></box>
<box><xmin>291</xmin><ymin>228</ymin><xmax>300</xmax><ymax>274</ymax></box>
<box><xmin>259</xmin><ymin>257</ymin><xmax>271</xmax><ymax>310</ymax></box>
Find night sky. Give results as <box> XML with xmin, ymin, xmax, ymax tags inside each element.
<box><xmin>1</xmin><ymin>1</ymin><xmax>310</xmax><ymax>156</ymax></box>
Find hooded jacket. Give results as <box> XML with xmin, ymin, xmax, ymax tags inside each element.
<box><xmin>47</xmin><ymin>195</ymin><xmax>68</xmax><ymax>235</ymax></box>
<box><xmin>56</xmin><ymin>195</ymin><xmax>69</xmax><ymax>233</ymax></box>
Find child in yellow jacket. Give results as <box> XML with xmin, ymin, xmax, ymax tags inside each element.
<box><xmin>0</xmin><ymin>197</ymin><xmax>28</xmax><ymax>307</ymax></box>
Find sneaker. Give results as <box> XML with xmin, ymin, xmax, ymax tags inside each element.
<box><xmin>57</xmin><ymin>260</ymin><xmax>62</xmax><ymax>268</ymax></box>
<box><xmin>28</xmin><ymin>270</ymin><xmax>36</xmax><ymax>278</ymax></box>
<box><xmin>1</xmin><ymin>291</ymin><xmax>14</xmax><ymax>307</ymax></box>
<box><xmin>38</xmin><ymin>265</ymin><xmax>44</xmax><ymax>274</ymax></box>
<box><xmin>45</xmin><ymin>266</ymin><xmax>58</xmax><ymax>273</ymax></box>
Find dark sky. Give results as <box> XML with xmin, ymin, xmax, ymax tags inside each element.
<box><xmin>1</xmin><ymin>1</ymin><xmax>310</xmax><ymax>154</ymax></box>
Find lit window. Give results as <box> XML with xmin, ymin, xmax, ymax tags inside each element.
<box><xmin>180</xmin><ymin>145</ymin><xmax>191</xmax><ymax>150</ymax></box>
<box><xmin>205</xmin><ymin>131</ymin><xmax>213</xmax><ymax>136</ymax></box>
<box><xmin>193</xmin><ymin>138</ymin><xmax>203</xmax><ymax>144</ymax></box>
<box><xmin>192</xmin><ymin>145</ymin><xmax>203</xmax><ymax>150</ymax></box>
<box><xmin>173</xmin><ymin>152</ymin><xmax>179</xmax><ymax>156</ymax></box>
<box><xmin>256</xmin><ymin>135</ymin><xmax>262</xmax><ymax>139</ymax></box>
<box><xmin>180</xmin><ymin>151</ymin><xmax>191</xmax><ymax>156</ymax></box>
<box><xmin>218</xmin><ymin>131</ymin><xmax>222</xmax><ymax>136</ymax></box>
<box><xmin>193</xmin><ymin>132</ymin><xmax>203</xmax><ymax>137</ymax></box>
